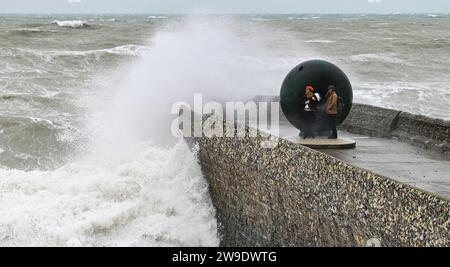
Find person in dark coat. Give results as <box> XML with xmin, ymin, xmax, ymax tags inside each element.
<box><xmin>301</xmin><ymin>86</ymin><xmax>321</xmax><ymax>139</ymax></box>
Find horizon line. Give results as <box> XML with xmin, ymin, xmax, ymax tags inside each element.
<box><xmin>0</xmin><ymin>12</ymin><xmax>449</xmax><ymax>15</ymax></box>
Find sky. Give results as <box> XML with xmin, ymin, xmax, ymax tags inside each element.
<box><xmin>0</xmin><ymin>0</ymin><xmax>449</xmax><ymax>14</ymax></box>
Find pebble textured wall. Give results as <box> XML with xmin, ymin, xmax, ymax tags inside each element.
<box><xmin>189</xmin><ymin>115</ymin><xmax>450</xmax><ymax>247</ymax></box>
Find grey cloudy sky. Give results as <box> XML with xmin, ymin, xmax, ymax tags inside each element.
<box><xmin>1</xmin><ymin>0</ymin><xmax>449</xmax><ymax>14</ymax></box>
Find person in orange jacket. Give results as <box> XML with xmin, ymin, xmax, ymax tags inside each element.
<box><xmin>325</xmin><ymin>85</ymin><xmax>338</xmax><ymax>139</ymax></box>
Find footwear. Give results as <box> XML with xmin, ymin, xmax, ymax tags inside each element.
<box><xmin>328</xmin><ymin>136</ymin><xmax>338</xmax><ymax>139</ymax></box>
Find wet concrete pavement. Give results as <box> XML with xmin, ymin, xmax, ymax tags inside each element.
<box><xmin>279</xmin><ymin>124</ymin><xmax>450</xmax><ymax>200</ymax></box>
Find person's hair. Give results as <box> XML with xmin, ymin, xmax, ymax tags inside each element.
<box><xmin>328</xmin><ymin>85</ymin><xmax>336</xmax><ymax>91</ymax></box>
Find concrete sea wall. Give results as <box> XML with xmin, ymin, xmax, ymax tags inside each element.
<box><xmin>187</xmin><ymin>105</ymin><xmax>450</xmax><ymax>247</ymax></box>
<box><xmin>341</xmin><ymin>104</ymin><xmax>450</xmax><ymax>156</ymax></box>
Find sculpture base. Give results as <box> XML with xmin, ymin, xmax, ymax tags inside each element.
<box><xmin>285</xmin><ymin>136</ymin><xmax>356</xmax><ymax>149</ymax></box>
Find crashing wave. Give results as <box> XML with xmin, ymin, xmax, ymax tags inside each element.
<box><xmin>52</xmin><ymin>20</ymin><xmax>90</xmax><ymax>28</ymax></box>
<box><xmin>0</xmin><ymin>141</ymin><xmax>219</xmax><ymax>247</ymax></box>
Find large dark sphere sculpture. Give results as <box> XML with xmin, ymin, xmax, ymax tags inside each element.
<box><xmin>280</xmin><ymin>60</ymin><xmax>353</xmax><ymax>133</ymax></box>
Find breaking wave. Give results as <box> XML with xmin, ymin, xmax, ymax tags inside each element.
<box><xmin>0</xmin><ymin>141</ymin><xmax>219</xmax><ymax>247</ymax></box>
<box><xmin>0</xmin><ymin>19</ymin><xmax>267</xmax><ymax>247</ymax></box>
<box><xmin>52</xmin><ymin>20</ymin><xmax>90</xmax><ymax>28</ymax></box>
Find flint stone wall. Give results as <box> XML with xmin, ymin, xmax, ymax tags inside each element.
<box><xmin>188</xmin><ymin>113</ymin><xmax>450</xmax><ymax>247</ymax></box>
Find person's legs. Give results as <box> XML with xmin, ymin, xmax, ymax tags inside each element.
<box><xmin>310</xmin><ymin>112</ymin><xmax>316</xmax><ymax>138</ymax></box>
<box><xmin>328</xmin><ymin>115</ymin><xmax>338</xmax><ymax>139</ymax></box>
<box><xmin>302</xmin><ymin>112</ymin><xmax>314</xmax><ymax>139</ymax></box>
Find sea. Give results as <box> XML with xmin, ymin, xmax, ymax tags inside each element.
<box><xmin>0</xmin><ymin>14</ymin><xmax>449</xmax><ymax>246</ymax></box>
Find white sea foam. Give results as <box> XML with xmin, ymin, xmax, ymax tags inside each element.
<box><xmin>251</xmin><ymin>17</ymin><xmax>272</xmax><ymax>22</ymax></box>
<box><xmin>52</xmin><ymin>20</ymin><xmax>89</xmax><ymax>28</ymax></box>
<box><xmin>16</xmin><ymin>45</ymin><xmax>149</xmax><ymax>61</ymax></box>
<box><xmin>148</xmin><ymin>16</ymin><xmax>168</xmax><ymax>19</ymax></box>
<box><xmin>0</xmin><ymin>141</ymin><xmax>218</xmax><ymax>247</ymax></box>
<box><xmin>28</xmin><ymin>116</ymin><xmax>55</xmax><ymax>126</ymax></box>
<box><xmin>17</xmin><ymin>28</ymin><xmax>46</xmax><ymax>33</ymax></box>
<box><xmin>98</xmin><ymin>18</ymin><xmax>118</xmax><ymax>22</ymax></box>
<box><xmin>304</xmin><ymin>40</ymin><xmax>336</xmax><ymax>44</ymax></box>
<box><xmin>56</xmin><ymin>45</ymin><xmax>150</xmax><ymax>57</ymax></box>
<box><xmin>349</xmin><ymin>53</ymin><xmax>403</xmax><ymax>64</ymax></box>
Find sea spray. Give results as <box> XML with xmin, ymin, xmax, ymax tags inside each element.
<box><xmin>0</xmin><ymin>17</ymin><xmax>317</xmax><ymax>247</ymax></box>
<box><xmin>93</xmin><ymin>19</ymin><xmax>303</xmax><ymax>147</ymax></box>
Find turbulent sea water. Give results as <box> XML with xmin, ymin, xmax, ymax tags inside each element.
<box><xmin>0</xmin><ymin>14</ymin><xmax>449</xmax><ymax>246</ymax></box>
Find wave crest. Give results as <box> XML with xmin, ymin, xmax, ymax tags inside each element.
<box><xmin>349</xmin><ymin>53</ymin><xmax>404</xmax><ymax>64</ymax></box>
<box><xmin>13</xmin><ymin>45</ymin><xmax>149</xmax><ymax>62</ymax></box>
<box><xmin>148</xmin><ymin>16</ymin><xmax>168</xmax><ymax>19</ymax></box>
<box><xmin>7</xmin><ymin>28</ymin><xmax>56</xmax><ymax>37</ymax></box>
<box><xmin>304</xmin><ymin>39</ymin><xmax>336</xmax><ymax>44</ymax></box>
<box><xmin>0</xmin><ymin>115</ymin><xmax>75</xmax><ymax>171</ymax></box>
<box><xmin>52</xmin><ymin>20</ymin><xmax>90</xmax><ymax>28</ymax></box>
